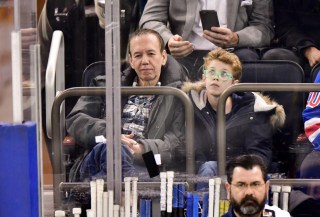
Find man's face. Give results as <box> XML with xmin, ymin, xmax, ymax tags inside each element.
<box><xmin>225</xmin><ymin>166</ymin><xmax>270</xmax><ymax>217</ymax></box>
<box><xmin>202</xmin><ymin>60</ymin><xmax>238</xmax><ymax>97</ymax></box>
<box><xmin>129</xmin><ymin>34</ymin><xmax>167</xmax><ymax>86</ymax></box>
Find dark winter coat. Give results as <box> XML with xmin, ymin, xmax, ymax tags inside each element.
<box><xmin>182</xmin><ymin>81</ymin><xmax>285</xmax><ymax>168</ymax></box>
<box><xmin>66</xmin><ymin>60</ymin><xmax>186</xmax><ymax>168</ymax></box>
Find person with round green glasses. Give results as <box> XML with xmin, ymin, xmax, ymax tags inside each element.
<box><xmin>181</xmin><ymin>48</ymin><xmax>285</xmax><ymax>190</ymax></box>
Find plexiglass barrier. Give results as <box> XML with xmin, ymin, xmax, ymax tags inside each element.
<box><xmin>0</xmin><ymin>0</ymin><xmax>41</xmax><ymax>217</ymax></box>
<box><xmin>3</xmin><ymin>0</ymin><xmax>320</xmax><ymax>216</ymax></box>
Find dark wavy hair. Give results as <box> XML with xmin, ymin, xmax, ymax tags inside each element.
<box><xmin>226</xmin><ymin>154</ymin><xmax>268</xmax><ymax>183</ymax></box>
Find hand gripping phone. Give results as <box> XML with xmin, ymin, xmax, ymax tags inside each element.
<box><xmin>199</xmin><ymin>10</ymin><xmax>220</xmax><ymax>31</ymax></box>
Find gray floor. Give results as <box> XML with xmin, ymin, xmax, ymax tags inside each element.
<box><xmin>43</xmin><ymin>186</ymin><xmax>54</xmax><ymax>217</ymax></box>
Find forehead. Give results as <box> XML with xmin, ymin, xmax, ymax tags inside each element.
<box><xmin>206</xmin><ymin>59</ymin><xmax>233</xmax><ymax>72</ymax></box>
<box><xmin>232</xmin><ymin>166</ymin><xmax>264</xmax><ymax>183</ymax></box>
<box><xmin>129</xmin><ymin>34</ymin><xmax>161</xmax><ymax>53</ymax></box>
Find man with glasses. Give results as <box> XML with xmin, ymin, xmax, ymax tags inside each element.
<box><xmin>223</xmin><ymin>154</ymin><xmax>290</xmax><ymax>217</ymax></box>
<box><xmin>181</xmin><ymin>49</ymin><xmax>285</xmax><ymax>187</ymax></box>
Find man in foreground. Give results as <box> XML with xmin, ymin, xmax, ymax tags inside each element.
<box><xmin>223</xmin><ymin>154</ymin><xmax>290</xmax><ymax>217</ymax></box>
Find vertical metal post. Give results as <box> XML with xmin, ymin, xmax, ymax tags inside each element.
<box><xmin>104</xmin><ymin>0</ymin><xmax>123</xmax><ymax>204</ymax></box>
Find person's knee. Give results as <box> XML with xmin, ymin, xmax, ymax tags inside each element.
<box><xmin>197</xmin><ymin>161</ymin><xmax>218</xmax><ymax>176</ymax></box>
<box><xmin>262</xmin><ymin>48</ymin><xmax>301</xmax><ymax>63</ymax></box>
<box><xmin>300</xmin><ymin>151</ymin><xmax>320</xmax><ymax>178</ymax></box>
<box><xmin>234</xmin><ymin>48</ymin><xmax>259</xmax><ymax>61</ymax></box>
<box><xmin>121</xmin><ymin>144</ymin><xmax>134</xmax><ymax>164</ymax></box>
<box><xmin>78</xmin><ymin>143</ymin><xmax>106</xmax><ymax>180</ymax></box>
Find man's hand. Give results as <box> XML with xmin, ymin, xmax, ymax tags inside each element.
<box><xmin>304</xmin><ymin>47</ymin><xmax>320</xmax><ymax>67</ymax></box>
<box><xmin>203</xmin><ymin>27</ymin><xmax>239</xmax><ymax>48</ymax></box>
<box><xmin>168</xmin><ymin>34</ymin><xmax>194</xmax><ymax>58</ymax></box>
<box><xmin>121</xmin><ymin>134</ymin><xmax>144</xmax><ymax>155</ymax></box>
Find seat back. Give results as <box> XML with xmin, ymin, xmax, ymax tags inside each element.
<box><xmin>310</xmin><ymin>62</ymin><xmax>320</xmax><ymax>82</ymax></box>
<box><xmin>241</xmin><ymin>60</ymin><xmax>305</xmax><ymax>173</ymax></box>
<box><xmin>82</xmin><ymin>61</ymin><xmax>106</xmax><ymax>86</ymax></box>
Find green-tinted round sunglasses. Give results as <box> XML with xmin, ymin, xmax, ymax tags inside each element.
<box><xmin>203</xmin><ymin>69</ymin><xmax>233</xmax><ymax>81</ymax></box>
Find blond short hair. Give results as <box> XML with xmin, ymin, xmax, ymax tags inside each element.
<box><xmin>203</xmin><ymin>49</ymin><xmax>242</xmax><ymax>80</ymax></box>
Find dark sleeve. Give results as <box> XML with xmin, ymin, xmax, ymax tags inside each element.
<box><xmin>139</xmin><ymin>96</ymin><xmax>186</xmax><ymax>168</ymax></box>
<box><xmin>275</xmin><ymin>0</ymin><xmax>317</xmax><ymax>54</ymax></box>
<box><xmin>193</xmin><ymin>121</ymin><xmax>210</xmax><ymax>171</ymax></box>
<box><xmin>65</xmin><ymin>79</ymin><xmax>106</xmax><ymax>149</ymax></box>
<box><xmin>245</xmin><ymin>112</ymin><xmax>273</xmax><ymax>166</ymax></box>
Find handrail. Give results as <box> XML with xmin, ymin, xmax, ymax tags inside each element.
<box><xmin>270</xmin><ymin>179</ymin><xmax>320</xmax><ymax>186</ymax></box>
<box><xmin>217</xmin><ymin>83</ymin><xmax>320</xmax><ymax>176</ymax></box>
<box><xmin>51</xmin><ymin>86</ymin><xmax>194</xmax><ymax>208</ymax></box>
<box><xmin>57</xmin><ymin>179</ymin><xmax>320</xmax><ymax>191</ymax></box>
<box><xmin>45</xmin><ymin>30</ymin><xmax>65</xmax><ymax>139</ymax></box>
<box><xmin>59</xmin><ymin>181</ymin><xmax>189</xmax><ymax>192</ymax></box>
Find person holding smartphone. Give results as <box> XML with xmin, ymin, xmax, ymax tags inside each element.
<box><xmin>139</xmin><ymin>0</ymin><xmax>275</xmax><ymax>81</ymax></box>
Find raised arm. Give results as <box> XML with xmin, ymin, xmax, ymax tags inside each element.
<box><xmin>139</xmin><ymin>0</ymin><xmax>173</xmax><ymax>45</ymax></box>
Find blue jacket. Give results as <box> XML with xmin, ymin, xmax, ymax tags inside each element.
<box><xmin>303</xmin><ymin>71</ymin><xmax>320</xmax><ymax>151</ymax></box>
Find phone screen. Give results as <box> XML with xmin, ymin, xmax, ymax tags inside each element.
<box><xmin>199</xmin><ymin>10</ymin><xmax>220</xmax><ymax>31</ymax></box>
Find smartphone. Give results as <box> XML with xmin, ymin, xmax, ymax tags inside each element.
<box><xmin>142</xmin><ymin>151</ymin><xmax>160</xmax><ymax>178</ymax></box>
<box><xmin>199</xmin><ymin>10</ymin><xmax>220</xmax><ymax>31</ymax></box>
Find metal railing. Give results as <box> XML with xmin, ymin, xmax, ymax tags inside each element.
<box><xmin>270</xmin><ymin>179</ymin><xmax>320</xmax><ymax>186</ymax></box>
<box><xmin>51</xmin><ymin>83</ymin><xmax>320</xmax><ymax>207</ymax></box>
<box><xmin>216</xmin><ymin>83</ymin><xmax>320</xmax><ymax>175</ymax></box>
<box><xmin>45</xmin><ymin>30</ymin><xmax>65</xmax><ymax>139</ymax></box>
<box><xmin>51</xmin><ymin>86</ymin><xmax>194</xmax><ymax>208</ymax></box>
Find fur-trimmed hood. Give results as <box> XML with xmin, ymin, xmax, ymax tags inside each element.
<box><xmin>181</xmin><ymin>81</ymin><xmax>286</xmax><ymax>129</ymax></box>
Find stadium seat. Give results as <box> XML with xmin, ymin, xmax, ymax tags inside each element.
<box><xmin>81</xmin><ymin>61</ymin><xmax>105</xmax><ymax>86</ymax></box>
<box><xmin>310</xmin><ymin>62</ymin><xmax>320</xmax><ymax>82</ymax></box>
<box><xmin>241</xmin><ymin>60</ymin><xmax>306</xmax><ymax>175</ymax></box>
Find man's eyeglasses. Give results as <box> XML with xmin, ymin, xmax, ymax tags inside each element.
<box><xmin>203</xmin><ymin>69</ymin><xmax>233</xmax><ymax>81</ymax></box>
<box><xmin>231</xmin><ymin>182</ymin><xmax>265</xmax><ymax>191</ymax></box>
